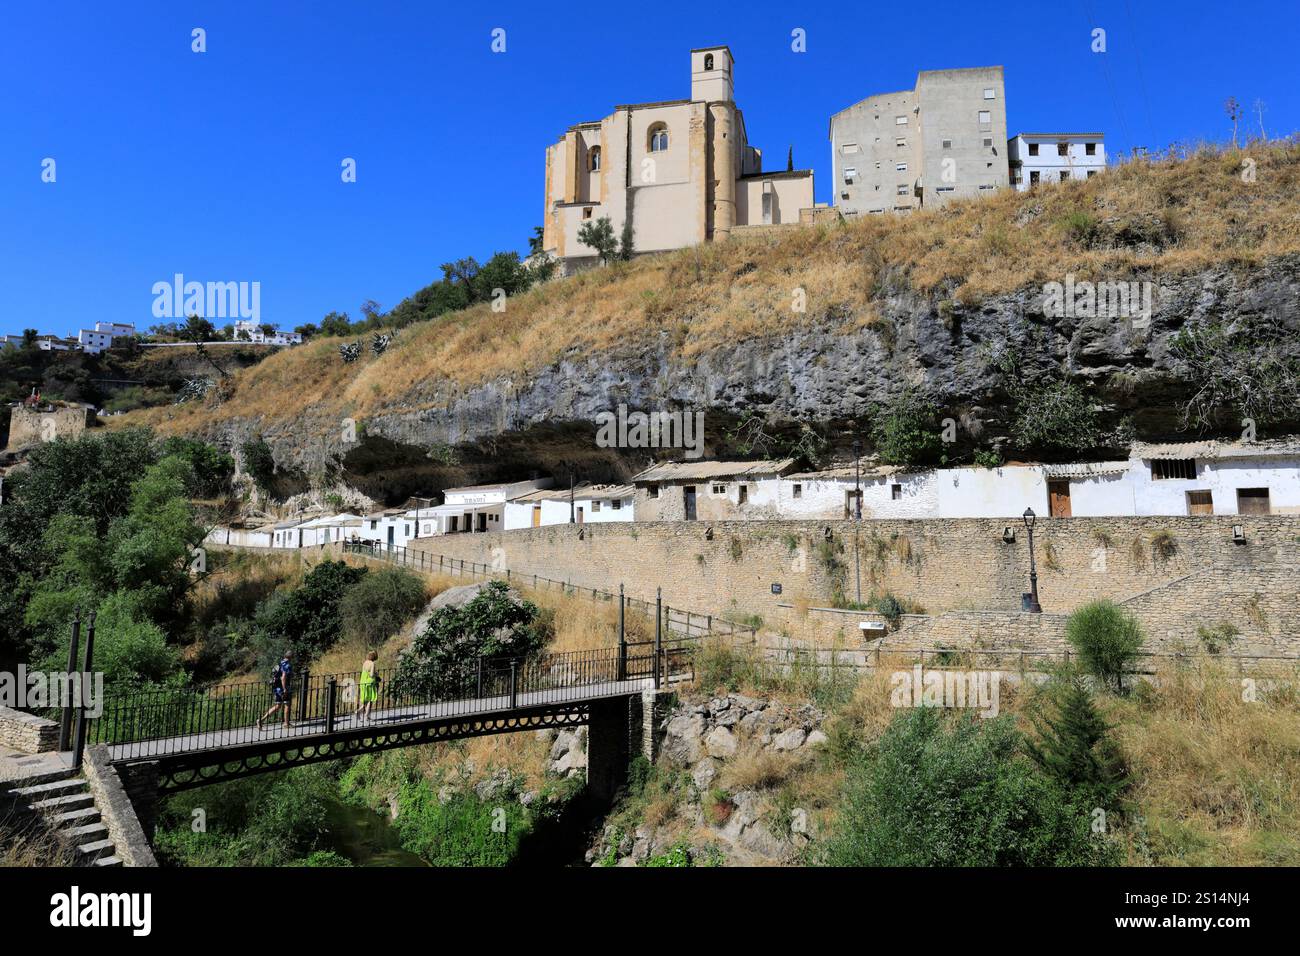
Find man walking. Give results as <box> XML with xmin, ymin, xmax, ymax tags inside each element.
<box><xmin>257</xmin><ymin>650</ymin><xmax>294</xmax><ymax>731</ymax></box>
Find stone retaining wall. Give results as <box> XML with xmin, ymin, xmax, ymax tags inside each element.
<box><xmin>0</xmin><ymin>706</ymin><xmax>59</xmax><ymax>754</ymax></box>
<box><xmin>83</xmin><ymin>747</ymin><xmax>158</xmax><ymax>867</ymax></box>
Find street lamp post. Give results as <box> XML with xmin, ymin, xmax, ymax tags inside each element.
<box><xmin>853</xmin><ymin>439</ymin><xmax>862</xmax><ymax>606</ymax></box>
<box><xmin>1022</xmin><ymin>507</ymin><xmax>1042</xmax><ymax>613</ymax></box>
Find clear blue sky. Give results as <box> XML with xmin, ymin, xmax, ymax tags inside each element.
<box><xmin>2</xmin><ymin>0</ymin><xmax>1296</xmax><ymax>339</ymax></box>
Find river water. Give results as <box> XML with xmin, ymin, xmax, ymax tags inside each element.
<box><xmin>323</xmin><ymin>798</ymin><xmax>427</xmax><ymax>867</ymax></box>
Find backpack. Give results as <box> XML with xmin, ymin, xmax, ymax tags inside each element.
<box><xmin>269</xmin><ymin>661</ymin><xmax>284</xmax><ymax>691</ymax></box>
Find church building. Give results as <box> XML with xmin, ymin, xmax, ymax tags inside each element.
<box><xmin>541</xmin><ymin>46</ymin><xmax>816</xmax><ymax>274</ymax></box>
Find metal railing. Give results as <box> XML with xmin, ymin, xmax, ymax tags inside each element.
<box><xmin>87</xmin><ymin>642</ymin><xmax>694</xmax><ymax>761</ymax></box>
<box><xmin>340</xmin><ymin>540</ymin><xmax>760</xmax><ymax>642</ymax></box>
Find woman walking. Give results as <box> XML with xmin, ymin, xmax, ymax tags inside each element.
<box><xmin>357</xmin><ymin>651</ymin><xmax>379</xmax><ymax>721</ymax></box>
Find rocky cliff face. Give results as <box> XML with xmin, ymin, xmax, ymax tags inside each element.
<box><xmin>181</xmin><ymin>254</ymin><xmax>1300</xmax><ymax>502</ymax></box>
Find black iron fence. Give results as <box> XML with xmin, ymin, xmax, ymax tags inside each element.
<box><xmin>339</xmin><ymin>540</ymin><xmax>759</xmax><ymax>642</ymax></box>
<box><xmin>86</xmin><ymin>641</ymin><xmax>694</xmax><ymax>761</ymax></box>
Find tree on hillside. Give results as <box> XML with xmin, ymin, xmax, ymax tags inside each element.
<box><xmin>528</xmin><ymin>225</ymin><xmax>545</xmax><ymax>256</ymax></box>
<box><xmin>1026</xmin><ymin>668</ymin><xmax>1129</xmax><ymax>813</ymax></box>
<box><xmin>872</xmin><ymin>388</ymin><xmax>945</xmax><ymax>466</ymax></box>
<box><xmin>1065</xmin><ymin>601</ymin><xmax>1145</xmax><ymax>694</ymax></box>
<box><xmin>182</xmin><ymin>314</ymin><xmax>217</xmax><ymax>343</ymax></box>
<box><xmin>577</xmin><ymin>216</ymin><xmax>618</xmax><ymax>264</ymax></box>
<box><xmin>318</xmin><ymin>311</ymin><xmax>352</xmax><ymax>337</ymax></box>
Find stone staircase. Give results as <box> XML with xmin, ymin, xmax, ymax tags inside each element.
<box><xmin>8</xmin><ymin>766</ymin><xmax>122</xmax><ymax>866</ymax></box>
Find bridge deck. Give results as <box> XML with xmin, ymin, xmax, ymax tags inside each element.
<box><xmin>101</xmin><ymin>677</ymin><xmax>656</xmax><ymax>764</ymax></box>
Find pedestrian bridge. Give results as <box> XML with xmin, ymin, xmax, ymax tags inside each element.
<box><xmin>82</xmin><ymin>643</ymin><xmax>691</xmax><ymax>799</ymax></box>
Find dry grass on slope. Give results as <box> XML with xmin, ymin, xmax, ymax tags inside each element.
<box><xmin>126</xmin><ymin>141</ymin><xmax>1300</xmax><ymax>439</ymax></box>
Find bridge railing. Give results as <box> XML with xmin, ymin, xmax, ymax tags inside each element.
<box><xmin>87</xmin><ymin>641</ymin><xmax>694</xmax><ymax>760</ymax></box>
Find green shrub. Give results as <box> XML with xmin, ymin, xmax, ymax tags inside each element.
<box><xmin>818</xmin><ymin>708</ymin><xmax>1118</xmax><ymax>866</ymax></box>
<box><xmin>1196</xmin><ymin>621</ymin><xmax>1241</xmax><ymax>654</ymax></box>
<box><xmin>240</xmin><ymin>435</ymin><xmax>276</xmax><ymax>491</ymax></box>
<box><xmin>338</xmin><ymin>567</ymin><xmax>427</xmax><ymax>648</ymax></box>
<box><xmin>391</xmin><ymin>581</ymin><xmax>552</xmax><ymax>698</ymax></box>
<box><xmin>1065</xmin><ymin>601</ymin><xmax>1145</xmax><ymax>693</ymax></box>
<box><xmin>392</xmin><ymin>780</ymin><xmax>530</xmax><ymax>866</ymax></box>
<box><xmin>872</xmin><ymin>389</ymin><xmax>945</xmax><ymax>466</ymax></box>
<box><xmin>253</xmin><ymin>559</ymin><xmax>368</xmax><ymax>668</ymax></box>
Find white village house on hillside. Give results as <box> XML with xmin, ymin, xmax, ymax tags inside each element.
<box><xmin>503</xmin><ymin>483</ymin><xmax>635</xmax><ymax>528</ymax></box>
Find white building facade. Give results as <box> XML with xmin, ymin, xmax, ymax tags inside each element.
<box><xmin>503</xmin><ymin>484</ymin><xmax>635</xmax><ymax>529</ymax></box>
<box><xmin>1008</xmin><ymin>133</ymin><xmax>1106</xmax><ymax>189</ymax></box>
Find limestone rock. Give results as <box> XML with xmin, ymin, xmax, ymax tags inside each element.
<box><xmin>705</xmin><ymin>726</ymin><xmax>738</xmax><ymax>759</ymax></box>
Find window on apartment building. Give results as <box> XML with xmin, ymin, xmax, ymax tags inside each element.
<box><xmin>978</xmin><ymin>111</ymin><xmax>991</xmax><ymax>125</ymax></box>
<box><xmin>1085</xmin><ymin>142</ymin><xmax>1097</xmax><ymax>155</ymax></box>
<box><xmin>647</xmin><ymin>484</ymin><xmax>659</xmax><ymax>498</ymax></box>
<box><xmin>1028</xmin><ymin>143</ymin><xmax>1039</xmax><ymax>156</ymax></box>
<box><xmin>582</xmin><ymin>206</ymin><xmax>593</xmax><ymax>219</ymax></box>
<box><xmin>1057</xmin><ymin>142</ymin><xmax>1069</xmax><ymax>156</ymax></box>
<box><xmin>792</xmin><ymin>483</ymin><xmax>802</xmax><ymax>499</ymax></box>
<box><xmin>896</xmin><ymin>162</ymin><xmax>907</xmax><ymax>172</ymax></box>
<box><xmin>979</xmin><ymin>184</ymin><xmax>995</xmax><ymax>190</ymax></box>
<box><xmin>648</xmin><ymin>124</ymin><xmax>669</xmax><ymax>152</ymax></box>
<box><xmin>983</xmin><ymin>88</ymin><xmax>995</xmax><ymax>99</ymax></box>
<box><xmin>1029</xmin><ymin>170</ymin><xmax>1040</xmax><ymax>184</ymax></box>
<box><xmin>941</xmin><ymin>139</ymin><xmax>952</xmax><ymax>149</ymax></box>
<box><xmin>843</xmin><ymin>167</ymin><xmax>856</xmax><ymax>183</ymax></box>
<box><xmin>841</xmin><ymin>142</ymin><xmax>860</xmax><ymax>154</ymax></box>
<box><xmin>983</xmin><ymin>137</ymin><xmax>993</xmax><ymax>148</ymax></box>
<box><xmin>891</xmin><ymin>484</ymin><xmax>902</xmax><ymax>500</ymax></box>
<box><xmin>1059</xmin><ymin>171</ymin><xmax>1070</xmax><ymax>181</ymax></box>
<box><xmin>897</xmin><ymin>184</ymin><xmax>909</xmax><ymax>195</ymax></box>
<box><xmin>895</xmin><ymin>115</ymin><xmax>907</xmax><ymax>125</ymax></box>
<box><xmin>1151</xmin><ymin>458</ymin><xmax>1197</xmax><ymax>480</ymax></box>
<box><xmin>896</xmin><ymin>137</ymin><xmax>906</xmax><ymax>147</ymax></box>
<box><xmin>588</xmin><ymin>146</ymin><xmax>601</xmax><ymax>171</ymax></box>
<box><xmin>841</xmin><ymin>191</ymin><xmax>850</xmax><ymax>200</ymax></box>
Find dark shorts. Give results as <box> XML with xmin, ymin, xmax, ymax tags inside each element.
<box><xmin>273</xmin><ymin>687</ymin><xmax>291</xmax><ymax>704</ymax></box>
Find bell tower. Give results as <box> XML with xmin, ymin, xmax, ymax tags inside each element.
<box><xmin>690</xmin><ymin>46</ymin><xmax>733</xmax><ymax>102</ymax></box>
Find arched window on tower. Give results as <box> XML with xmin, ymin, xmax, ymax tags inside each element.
<box><xmin>648</xmin><ymin>123</ymin><xmax>669</xmax><ymax>152</ymax></box>
<box><xmin>704</xmin><ymin>53</ymin><xmax>714</xmax><ymax>70</ymax></box>
<box><xmin>588</xmin><ymin>145</ymin><xmax>601</xmax><ymax>171</ymax></box>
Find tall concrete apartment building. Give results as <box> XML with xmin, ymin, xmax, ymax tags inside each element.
<box><xmin>541</xmin><ymin>46</ymin><xmax>815</xmax><ymax>274</ymax></box>
<box><xmin>829</xmin><ymin>66</ymin><xmax>1009</xmax><ymax>215</ymax></box>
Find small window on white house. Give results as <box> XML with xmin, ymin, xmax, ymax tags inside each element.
<box><xmin>792</xmin><ymin>483</ymin><xmax>802</xmax><ymax>499</ymax></box>
<box><xmin>712</xmin><ymin>483</ymin><xmax>726</xmax><ymax>496</ymax></box>
<box><xmin>1085</xmin><ymin>142</ymin><xmax>1097</xmax><ymax>156</ymax></box>
<box><xmin>843</xmin><ymin>167</ymin><xmax>856</xmax><ymax>183</ymax></box>
<box><xmin>896</xmin><ymin>137</ymin><xmax>906</xmax><ymax>147</ymax></box>
<box><xmin>582</xmin><ymin>207</ymin><xmax>593</xmax><ymax>219</ymax></box>
<box><xmin>983</xmin><ymin>88</ymin><xmax>995</xmax><ymax>99</ymax></box>
<box><xmin>941</xmin><ymin>139</ymin><xmax>952</xmax><ymax>149</ymax></box>
<box><xmin>841</xmin><ymin>191</ymin><xmax>850</xmax><ymax>200</ymax></box>
<box><xmin>611</xmin><ymin>498</ymin><xmax>622</xmax><ymax>510</ymax></box>
<box><xmin>1028</xmin><ymin>143</ymin><xmax>1039</xmax><ymax>156</ymax></box>
<box><xmin>895</xmin><ymin>115</ymin><xmax>908</xmax><ymax>125</ymax></box>
<box><xmin>978</xmin><ymin>111</ymin><xmax>991</xmax><ymax>125</ymax></box>
<box><xmin>591</xmin><ymin>500</ymin><xmax>601</xmax><ymax>512</ymax></box>
<box><xmin>647</xmin><ymin>484</ymin><xmax>659</xmax><ymax>498</ymax></box>
<box><xmin>1151</xmin><ymin>459</ymin><xmax>1197</xmax><ymax>480</ymax></box>
<box><xmin>891</xmin><ymin>484</ymin><xmax>903</xmax><ymax>500</ymax></box>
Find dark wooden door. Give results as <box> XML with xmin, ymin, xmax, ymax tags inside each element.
<box><xmin>1047</xmin><ymin>480</ymin><xmax>1072</xmax><ymax>518</ymax></box>
<box><xmin>1237</xmin><ymin>488</ymin><xmax>1271</xmax><ymax>515</ymax></box>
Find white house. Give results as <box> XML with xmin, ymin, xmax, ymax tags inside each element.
<box><xmin>204</xmin><ymin>522</ymin><xmax>274</xmax><ymax>549</ymax></box>
<box><xmin>421</xmin><ymin>479</ymin><xmax>554</xmax><ymax>535</ymax></box>
<box><xmin>1008</xmin><ymin>132</ymin><xmax>1106</xmax><ymax>189</ymax></box>
<box><xmin>77</xmin><ymin>329</ymin><xmax>114</xmax><ymax>354</ymax></box>
<box><xmin>233</xmin><ymin>318</ymin><xmax>302</xmax><ymax>346</ymax></box>
<box><xmin>632</xmin><ymin>460</ymin><xmax>798</xmax><ymax>521</ymax></box>
<box><xmin>357</xmin><ymin>507</ymin><xmax>417</xmax><ymax>550</ymax></box>
<box><xmin>776</xmin><ymin>440</ymin><xmax>1300</xmax><ymax>520</ymax></box>
<box><xmin>503</xmin><ymin>483</ymin><xmax>635</xmax><ymax>529</ymax></box>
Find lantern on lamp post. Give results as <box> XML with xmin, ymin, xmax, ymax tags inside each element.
<box><xmin>1023</xmin><ymin>507</ymin><xmax>1042</xmax><ymax>613</ymax></box>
